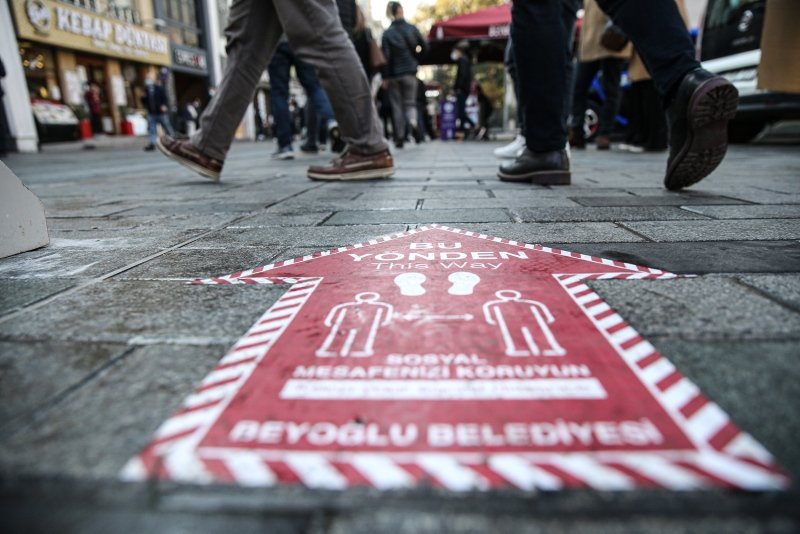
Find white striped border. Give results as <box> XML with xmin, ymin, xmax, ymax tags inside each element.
<box><xmin>122</xmin><ymin>227</ymin><xmax>789</xmax><ymax>491</ymax></box>
<box><xmin>125</xmin><ymin>449</ymin><xmax>788</xmax><ymax>491</ymax></box>
<box><xmin>554</xmin><ymin>273</ymin><xmax>781</xmax><ymax>468</ymax></box>
<box><xmin>191</xmin><ymin>225</ymin><xmax>668</xmax><ymax>285</ymax></box>
<box><xmin>121</xmin><ymin>277</ymin><xmax>322</xmax><ymax>482</ymax></box>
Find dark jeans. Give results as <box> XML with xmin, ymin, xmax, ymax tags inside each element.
<box><xmin>511</xmin><ymin>0</ymin><xmax>578</xmax><ymax>151</ymax></box>
<box><xmin>626</xmin><ymin>80</ymin><xmax>668</xmax><ymax>150</ymax></box>
<box><xmin>456</xmin><ymin>91</ymin><xmax>474</xmax><ymax>132</ymax></box>
<box><xmin>267</xmin><ymin>41</ymin><xmax>334</xmax><ymax>149</ymax></box>
<box><xmin>570</xmin><ymin>57</ymin><xmax>625</xmax><ymax>138</ymax></box>
<box><xmin>512</xmin><ymin>0</ymin><xmax>698</xmax><ymax>153</ymax></box>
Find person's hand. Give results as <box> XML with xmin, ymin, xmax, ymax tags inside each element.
<box><xmin>160</xmin><ymin>105</ymin><xmax>168</xmax><ymax>113</ymax></box>
<box><xmin>381</xmin><ymin>80</ymin><xmax>389</xmax><ymax>90</ymax></box>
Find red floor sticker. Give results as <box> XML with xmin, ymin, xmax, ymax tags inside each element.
<box><xmin>122</xmin><ymin>225</ymin><xmax>788</xmax><ymax>491</ymax></box>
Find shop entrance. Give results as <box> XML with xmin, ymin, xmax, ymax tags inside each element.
<box><xmin>75</xmin><ymin>54</ymin><xmax>111</xmax><ymax>134</ymax></box>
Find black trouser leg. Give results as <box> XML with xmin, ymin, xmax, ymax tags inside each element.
<box><xmin>512</xmin><ymin>0</ymin><xmax>568</xmax><ymax>152</ymax></box>
<box><xmin>596</xmin><ymin>0</ymin><xmax>699</xmax><ymax>106</ymax></box>
<box><xmin>570</xmin><ymin>60</ymin><xmax>601</xmax><ymax>134</ymax></box>
<box><xmin>598</xmin><ymin>58</ymin><xmax>625</xmax><ymax>137</ymax></box>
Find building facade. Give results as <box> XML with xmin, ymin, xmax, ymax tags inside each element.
<box><xmin>3</xmin><ymin>0</ymin><xmax>218</xmax><ymax>147</ymax></box>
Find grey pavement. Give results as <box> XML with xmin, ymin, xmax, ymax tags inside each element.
<box><xmin>1</xmin><ymin>137</ymin><xmax>800</xmax><ymax>533</ymax></box>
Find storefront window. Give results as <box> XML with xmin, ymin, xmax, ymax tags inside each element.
<box><xmin>19</xmin><ymin>44</ymin><xmax>58</xmax><ymax>100</ymax></box>
<box><xmin>164</xmin><ymin>0</ymin><xmax>201</xmax><ymax>48</ymax></box>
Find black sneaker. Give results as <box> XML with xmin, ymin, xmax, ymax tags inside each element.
<box><xmin>664</xmin><ymin>68</ymin><xmax>739</xmax><ymax>190</ymax></box>
<box><xmin>497</xmin><ymin>148</ymin><xmax>571</xmax><ymax>185</ymax></box>
<box><xmin>300</xmin><ymin>144</ymin><xmax>319</xmax><ymax>154</ymax></box>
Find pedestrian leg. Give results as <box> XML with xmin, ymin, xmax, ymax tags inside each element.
<box><xmin>190</xmin><ymin>0</ymin><xmax>283</xmax><ymax>160</ymax></box>
<box><xmin>276</xmin><ymin>0</ymin><xmax>387</xmax><ymax>154</ymax></box>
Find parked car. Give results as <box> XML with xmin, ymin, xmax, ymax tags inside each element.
<box><xmin>698</xmin><ymin>0</ymin><xmax>800</xmax><ymax>142</ymax></box>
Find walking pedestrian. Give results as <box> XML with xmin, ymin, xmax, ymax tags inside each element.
<box><xmin>451</xmin><ymin>40</ymin><xmax>476</xmax><ymax>139</ymax></box>
<box><xmin>494</xmin><ymin>2</ymin><xmax>579</xmax><ymax>159</ymax></box>
<box><xmin>568</xmin><ymin>0</ymin><xmax>631</xmax><ymax>150</ymax></box>
<box><xmin>141</xmin><ymin>74</ymin><xmax>174</xmax><ymax>151</ymax></box>
<box><xmin>156</xmin><ymin>0</ymin><xmax>392</xmax><ymax>182</ymax></box>
<box><xmin>381</xmin><ymin>1</ymin><xmax>428</xmax><ymax>148</ymax></box>
<box><xmin>621</xmin><ymin>0</ymin><xmax>691</xmax><ymax>154</ymax></box>
<box><xmin>498</xmin><ymin>0</ymin><xmax>738</xmax><ymax>191</ymax></box>
<box><xmin>268</xmin><ymin>39</ymin><xmax>345</xmax><ymax>160</ymax></box>
<box><xmin>84</xmin><ymin>83</ymin><xmax>103</xmax><ymax>136</ymax></box>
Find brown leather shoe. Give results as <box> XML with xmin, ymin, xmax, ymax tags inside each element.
<box><xmin>307</xmin><ymin>148</ymin><xmax>394</xmax><ymax>181</ymax></box>
<box><xmin>595</xmin><ymin>135</ymin><xmax>611</xmax><ymax>150</ymax></box>
<box><xmin>156</xmin><ymin>135</ymin><xmax>223</xmax><ymax>181</ymax></box>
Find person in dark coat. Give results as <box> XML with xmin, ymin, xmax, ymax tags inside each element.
<box><xmin>451</xmin><ymin>40</ymin><xmax>475</xmax><ymax>137</ymax></box>
<box><xmin>381</xmin><ymin>1</ymin><xmax>427</xmax><ymax>148</ymax></box>
<box><xmin>141</xmin><ymin>74</ymin><xmax>174</xmax><ymax>151</ymax></box>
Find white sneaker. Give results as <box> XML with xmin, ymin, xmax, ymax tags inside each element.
<box><xmin>494</xmin><ymin>135</ymin><xmax>526</xmax><ymax>158</ymax></box>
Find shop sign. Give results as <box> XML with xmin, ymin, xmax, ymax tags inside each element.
<box><xmin>122</xmin><ymin>226</ymin><xmax>788</xmax><ymax>491</ymax></box>
<box><xmin>173</xmin><ymin>45</ymin><xmax>208</xmax><ymax>75</ymax></box>
<box><xmin>11</xmin><ymin>0</ymin><xmax>171</xmax><ymax>66</ymax></box>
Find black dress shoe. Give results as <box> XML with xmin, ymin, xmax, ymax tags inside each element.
<box><xmin>664</xmin><ymin>68</ymin><xmax>738</xmax><ymax>190</ymax></box>
<box><xmin>497</xmin><ymin>148</ymin><xmax>571</xmax><ymax>185</ymax></box>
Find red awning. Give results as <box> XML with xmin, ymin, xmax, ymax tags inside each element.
<box><xmin>423</xmin><ymin>3</ymin><xmax>511</xmax><ymax>64</ymax></box>
<box><xmin>428</xmin><ymin>3</ymin><xmax>511</xmax><ymax>42</ymax></box>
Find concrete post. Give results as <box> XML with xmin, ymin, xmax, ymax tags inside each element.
<box><xmin>0</xmin><ymin>161</ymin><xmax>49</xmax><ymax>258</ymax></box>
<box><xmin>0</xmin><ymin>0</ymin><xmax>40</xmax><ymax>153</ymax></box>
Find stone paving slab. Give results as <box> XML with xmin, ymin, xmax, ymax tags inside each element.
<box><xmin>0</xmin><ymin>341</ymin><xmax>129</xmax><ymax>432</ymax></box>
<box><xmin>0</xmin><ymin>281</ymin><xmax>283</xmax><ymax>344</ymax></box>
<box><xmin>513</xmin><ymin>206</ymin><xmax>708</xmax><ymax>222</ymax></box>
<box><xmin>324</xmin><ymin>208</ymin><xmax>512</xmax><ymax>225</ymax></box>
<box><xmin>0</xmin><ymin>279</ymin><xmax>76</xmax><ymax>315</ymax></box>
<box><xmin>737</xmin><ymin>274</ymin><xmax>800</xmax><ymax>311</ymax></box>
<box><xmin>115</xmin><ymin>247</ymin><xmax>287</xmax><ymax>279</ymax></box>
<box><xmin>545</xmin><ymin>241</ymin><xmax>800</xmax><ymax>274</ymax></box>
<box><xmin>0</xmin><ymin>344</ymin><xmax>225</xmax><ymax>478</ymax></box>
<box><xmin>569</xmin><ymin>194</ymin><xmax>749</xmax><ymax>207</ymax></box>
<box><xmin>421</xmin><ymin>197</ymin><xmax>582</xmax><ymax>208</ymax></box>
<box><xmin>681</xmin><ymin>204</ymin><xmax>800</xmax><ymax>219</ymax></box>
<box><xmin>588</xmin><ymin>276</ymin><xmax>800</xmax><ymax>341</ymax></box>
<box><xmin>0</xmin><ymin>247</ymin><xmax>160</xmax><ymax>280</ymax></box>
<box><xmin>183</xmin><ymin>224</ymin><xmax>408</xmax><ymax>248</ymax></box>
<box><xmin>620</xmin><ymin>218</ymin><xmax>800</xmax><ymax>242</ymax></box>
<box><xmin>450</xmin><ymin>222</ymin><xmax>645</xmax><ymax>243</ymax></box>
<box><xmin>650</xmin><ymin>339</ymin><xmax>800</xmax><ymax>478</ymax></box>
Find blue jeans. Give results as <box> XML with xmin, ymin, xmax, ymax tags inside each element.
<box><xmin>268</xmin><ymin>41</ymin><xmax>334</xmax><ymax>149</ymax></box>
<box><xmin>148</xmin><ymin>113</ymin><xmax>174</xmax><ymax>145</ymax></box>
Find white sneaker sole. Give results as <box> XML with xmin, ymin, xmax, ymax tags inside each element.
<box><xmin>156</xmin><ymin>137</ymin><xmax>221</xmax><ymax>181</ymax></box>
<box><xmin>307</xmin><ymin>167</ymin><xmax>395</xmax><ymax>181</ymax></box>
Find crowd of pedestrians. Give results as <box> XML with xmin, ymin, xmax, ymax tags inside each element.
<box><xmin>154</xmin><ymin>0</ymin><xmax>738</xmax><ymax>193</ymax></box>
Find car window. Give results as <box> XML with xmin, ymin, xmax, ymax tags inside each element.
<box><xmin>706</xmin><ymin>0</ymin><xmax>760</xmax><ymax>29</ymax></box>
<box><xmin>701</xmin><ymin>0</ymin><xmax>765</xmax><ymax>61</ymax></box>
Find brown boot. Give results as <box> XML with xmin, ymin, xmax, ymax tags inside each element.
<box><xmin>156</xmin><ymin>135</ymin><xmax>223</xmax><ymax>181</ymax></box>
<box><xmin>568</xmin><ymin>128</ymin><xmax>585</xmax><ymax>149</ymax></box>
<box><xmin>595</xmin><ymin>135</ymin><xmax>611</xmax><ymax>150</ymax></box>
<box><xmin>307</xmin><ymin>148</ymin><xmax>394</xmax><ymax>181</ymax></box>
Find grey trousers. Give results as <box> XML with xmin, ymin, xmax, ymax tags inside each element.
<box><xmin>387</xmin><ymin>74</ymin><xmax>418</xmax><ymax>142</ymax></box>
<box><xmin>191</xmin><ymin>0</ymin><xmax>387</xmax><ymax>160</ymax></box>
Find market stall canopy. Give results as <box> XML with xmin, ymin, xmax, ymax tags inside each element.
<box><xmin>423</xmin><ymin>3</ymin><xmax>511</xmax><ymax>65</ymax></box>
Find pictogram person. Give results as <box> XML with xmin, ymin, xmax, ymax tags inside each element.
<box><xmin>316</xmin><ymin>292</ymin><xmax>394</xmax><ymax>357</ymax></box>
<box><xmin>483</xmin><ymin>289</ymin><xmax>566</xmax><ymax>357</ymax></box>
